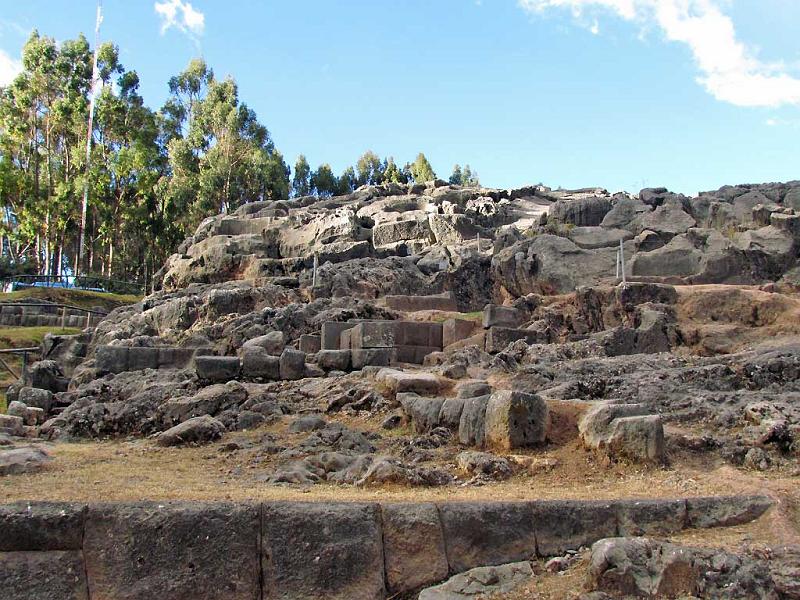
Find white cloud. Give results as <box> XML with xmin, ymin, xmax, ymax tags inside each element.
<box><xmin>155</xmin><ymin>0</ymin><xmax>205</xmax><ymax>37</ymax></box>
<box><xmin>518</xmin><ymin>0</ymin><xmax>800</xmax><ymax>108</ymax></box>
<box><xmin>0</xmin><ymin>48</ymin><xmax>22</xmax><ymax>87</ymax></box>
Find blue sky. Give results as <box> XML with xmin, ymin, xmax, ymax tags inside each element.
<box><xmin>1</xmin><ymin>0</ymin><xmax>798</xmax><ymax>195</ymax></box>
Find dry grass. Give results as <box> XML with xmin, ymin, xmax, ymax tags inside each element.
<box><xmin>1</xmin><ymin>430</ymin><xmax>794</xmax><ymax>509</ymax></box>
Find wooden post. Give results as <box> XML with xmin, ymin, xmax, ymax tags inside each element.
<box><xmin>61</xmin><ymin>306</ymin><xmax>68</xmax><ymax>330</ymax></box>
<box><xmin>85</xmin><ymin>311</ymin><xmax>92</xmax><ymax>329</ymax></box>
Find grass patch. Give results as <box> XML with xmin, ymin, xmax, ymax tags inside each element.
<box><xmin>428</xmin><ymin>310</ymin><xmax>483</xmax><ymax>323</ymax></box>
<box><xmin>0</xmin><ymin>392</ymin><xmax>6</xmax><ymax>414</ymax></box>
<box><xmin>0</xmin><ymin>287</ymin><xmax>140</xmax><ymax>311</ymax></box>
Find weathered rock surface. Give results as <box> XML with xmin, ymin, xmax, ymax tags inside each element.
<box><xmin>418</xmin><ymin>560</ymin><xmax>533</xmax><ymax>599</ymax></box>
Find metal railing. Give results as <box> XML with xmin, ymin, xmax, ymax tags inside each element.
<box><xmin>1</xmin><ymin>274</ymin><xmax>143</xmax><ymax>295</ymax></box>
<box><xmin>0</xmin><ymin>347</ymin><xmax>39</xmax><ymax>380</ymax></box>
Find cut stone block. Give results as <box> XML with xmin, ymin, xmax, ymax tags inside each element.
<box><xmin>299</xmin><ymin>334</ymin><xmax>321</xmax><ymax>354</ymax></box>
<box><xmin>394</xmin><ymin>345</ymin><xmax>441</xmax><ymax>365</ymax></box>
<box><xmin>0</xmin><ymin>550</ymin><xmax>89</xmax><ymax>600</ymax></box>
<box><xmin>84</xmin><ymin>502</ymin><xmax>259</xmax><ymax>600</ymax></box>
<box><xmin>279</xmin><ymin>348</ymin><xmax>306</xmax><ymax>381</ymax></box>
<box><xmin>321</xmin><ymin>322</ymin><xmax>357</xmax><ymax>351</ymax></box>
<box><xmin>443</xmin><ymin>318</ymin><xmax>477</xmax><ymax>348</ymax></box>
<box><xmin>485</xmin><ymin>327</ymin><xmax>545</xmax><ymax>353</ymax></box>
<box><xmin>0</xmin><ymin>502</ymin><xmax>87</xmax><ymax>551</ymax></box>
<box><xmin>351</xmin><ymin>348</ymin><xmax>394</xmax><ymax>369</ymax></box>
<box><xmin>261</xmin><ymin>502</ymin><xmax>385</xmax><ymax>600</ymax></box>
<box><xmin>382</xmin><ymin>503</ymin><xmax>449</xmax><ymax>595</ymax></box>
<box><xmin>615</xmin><ymin>499</ymin><xmax>687</xmax><ymax>536</ymax></box>
<box><xmin>483</xmin><ymin>391</ymin><xmax>549</xmax><ymax>451</ymax></box>
<box><xmin>438</xmin><ymin>502</ymin><xmax>536</xmax><ymax>572</ymax></box>
<box><xmin>386</xmin><ymin>292</ymin><xmax>458</xmax><ymax>312</ymax></box>
<box><xmin>316</xmin><ymin>349</ymin><xmax>351</xmax><ymax>371</ymax></box>
<box><xmin>483</xmin><ymin>304</ymin><xmax>523</xmax><ymax>329</ymax></box>
<box><xmin>531</xmin><ymin>500</ymin><xmax>618</xmax><ymax>557</ymax></box>
<box><xmin>686</xmin><ymin>495</ymin><xmax>773</xmax><ymax>529</ymax></box>
<box><xmin>194</xmin><ymin>356</ymin><xmax>241</xmax><ymax>382</ymax></box>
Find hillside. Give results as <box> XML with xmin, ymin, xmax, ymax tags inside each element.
<box><xmin>3</xmin><ymin>179</ymin><xmax>800</xmax><ymax>599</ymax></box>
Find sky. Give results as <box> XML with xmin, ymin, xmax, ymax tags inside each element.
<box><xmin>0</xmin><ymin>0</ymin><xmax>798</xmax><ymax>195</ymax></box>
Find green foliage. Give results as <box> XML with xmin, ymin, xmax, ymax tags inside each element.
<box><xmin>0</xmin><ymin>29</ymin><xmax>482</xmax><ymax>285</ymax></box>
<box><xmin>310</xmin><ymin>163</ymin><xmax>337</xmax><ymax>197</ymax></box>
<box><xmin>337</xmin><ymin>166</ymin><xmax>357</xmax><ymax>195</ymax></box>
<box><xmin>449</xmin><ymin>163</ymin><xmax>480</xmax><ymax>187</ymax></box>
<box><xmin>410</xmin><ymin>152</ymin><xmax>436</xmax><ymax>183</ymax></box>
<box><xmin>292</xmin><ymin>154</ymin><xmax>311</xmax><ymax>197</ymax></box>
<box><xmin>356</xmin><ymin>150</ymin><xmax>384</xmax><ymax>186</ymax></box>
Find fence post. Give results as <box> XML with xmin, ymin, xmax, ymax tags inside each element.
<box><xmin>85</xmin><ymin>311</ymin><xmax>92</xmax><ymax>329</ymax></box>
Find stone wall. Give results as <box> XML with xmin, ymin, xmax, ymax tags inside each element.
<box><xmin>0</xmin><ymin>495</ymin><xmax>771</xmax><ymax>599</ymax></box>
<box><xmin>0</xmin><ymin>304</ymin><xmax>103</xmax><ymax>328</ymax></box>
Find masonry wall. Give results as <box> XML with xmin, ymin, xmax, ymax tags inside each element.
<box><xmin>0</xmin><ymin>496</ymin><xmax>771</xmax><ymax>600</ymax></box>
<box><xmin>0</xmin><ymin>304</ymin><xmax>103</xmax><ymax>328</ymax></box>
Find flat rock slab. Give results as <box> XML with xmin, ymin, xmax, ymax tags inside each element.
<box><xmin>686</xmin><ymin>495</ymin><xmax>773</xmax><ymax>529</ymax></box>
<box><xmin>418</xmin><ymin>560</ymin><xmax>533</xmax><ymax>600</ymax></box>
<box><xmin>262</xmin><ymin>502</ymin><xmax>385</xmax><ymax>600</ymax></box>
<box><xmin>376</xmin><ymin>368</ymin><xmax>443</xmax><ymax>395</ymax></box>
<box><xmin>84</xmin><ymin>502</ymin><xmax>260</xmax><ymax>600</ymax></box>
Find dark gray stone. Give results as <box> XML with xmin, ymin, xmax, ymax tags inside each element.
<box><xmin>194</xmin><ymin>356</ymin><xmax>240</xmax><ymax>382</ymax></box>
<box><xmin>615</xmin><ymin>499</ymin><xmax>687</xmax><ymax>536</ymax></box>
<box><xmin>532</xmin><ymin>500</ymin><xmax>618</xmax><ymax>556</ymax></box>
<box><xmin>686</xmin><ymin>495</ymin><xmax>773</xmax><ymax>529</ymax></box>
<box><xmin>438</xmin><ymin>502</ymin><xmax>536</xmax><ymax>572</ymax></box>
<box><xmin>0</xmin><ymin>502</ymin><xmax>87</xmax><ymax>551</ymax></box>
<box><xmin>382</xmin><ymin>502</ymin><xmax>449</xmax><ymax>595</ymax></box>
<box><xmin>279</xmin><ymin>348</ymin><xmax>306</xmax><ymax>380</ymax></box>
<box><xmin>240</xmin><ymin>347</ymin><xmax>280</xmax><ymax>380</ymax></box>
<box><xmin>84</xmin><ymin>502</ymin><xmax>260</xmax><ymax>600</ymax></box>
<box><xmin>0</xmin><ymin>550</ymin><xmax>89</xmax><ymax>600</ymax></box>
<box><xmin>261</xmin><ymin>502</ymin><xmax>385</xmax><ymax>600</ymax></box>
<box><xmin>458</xmin><ymin>395</ymin><xmax>490</xmax><ymax>447</ymax></box>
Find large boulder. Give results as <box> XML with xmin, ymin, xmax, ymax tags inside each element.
<box><xmin>0</xmin><ymin>447</ymin><xmax>51</xmax><ymax>475</ymax></box>
<box><xmin>549</xmin><ymin>196</ymin><xmax>612</xmax><ymax>226</ymax></box>
<box><xmin>492</xmin><ymin>235</ymin><xmax>619</xmax><ymax>295</ymax></box>
<box><xmin>587</xmin><ymin>537</ymin><xmax>779</xmax><ymax>599</ymax></box>
<box><xmin>156</xmin><ymin>415</ymin><xmax>226</xmax><ymax>446</ymax></box>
